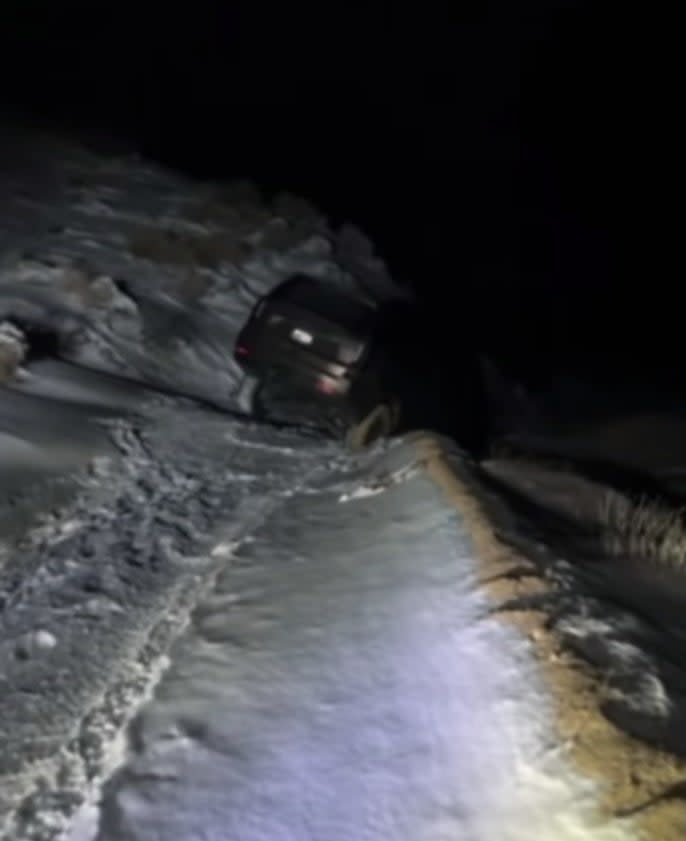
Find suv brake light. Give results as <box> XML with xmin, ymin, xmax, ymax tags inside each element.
<box><xmin>317</xmin><ymin>375</ymin><xmax>348</xmax><ymax>395</ymax></box>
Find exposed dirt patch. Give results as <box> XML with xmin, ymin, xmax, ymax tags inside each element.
<box><xmin>409</xmin><ymin>433</ymin><xmax>686</xmax><ymax>841</ymax></box>
<box><xmin>129</xmin><ymin>226</ymin><xmax>254</xmax><ymax>270</ymax></box>
<box><xmin>58</xmin><ymin>266</ymin><xmax>118</xmax><ymax>309</ymax></box>
<box><xmin>0</xmin><ymin>321</ymin><xmax>27</xmax><ymax>383</ymax></box>
<box><xmin>184</xmin><ymin>189</ymin><xmax>272</xmax><ymax>232</ymax></box>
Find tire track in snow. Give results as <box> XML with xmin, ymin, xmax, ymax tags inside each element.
<box><xmin>0</xmin><ymin>407</ymin><xmax>340</xmax><ymax>841</ymax></box>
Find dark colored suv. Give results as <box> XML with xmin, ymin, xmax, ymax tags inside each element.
<box><xmin>234</xmin><ymin>274</ymin><xmax>400</xmax><ymax>447</ymax></box>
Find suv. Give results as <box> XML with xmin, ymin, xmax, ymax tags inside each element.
<box><xmin>234</xmin><ymin>274</ymin><xmax>401</xmax><ymax>448</ymax></box>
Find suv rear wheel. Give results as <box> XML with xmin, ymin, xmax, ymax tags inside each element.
<box><xmin>345</xmin><ymin>403</ymin><xmax>393</xmax><ymax>451</ymax></box>
<box><xmin>389</xmin><ymin>398</ymin><xmax>402</xmax><ymax>431</ymax></box>
<box><xmin>236</xmin><ymin>375</ymin><xmax>263</xmax><ymax>417</ymax></box>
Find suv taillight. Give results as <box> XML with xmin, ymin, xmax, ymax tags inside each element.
<box><xmin>316</xmin><ymin>375</ymin><xmax>348</xmax><ymax>395</ymax></box>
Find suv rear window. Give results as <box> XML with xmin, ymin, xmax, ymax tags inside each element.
<box><xmin>271</xmin><ymin>277</ymin><xmax>375</xmax><ymax>334</ymax></box>
<box><xmin>264</xmin><ymin>309</ymin><xmax>366</xmax><ymax>365</ymax></box>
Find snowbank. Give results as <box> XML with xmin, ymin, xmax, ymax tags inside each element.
<box><xmin>1</xmin><ymin>124</ymin><xmax>402</xmax><ymax>414</ymax></box>
<box><xmin>59</xmin><ymin>435</ymin><xmax>638</xmax><ymax>841</ymax></box>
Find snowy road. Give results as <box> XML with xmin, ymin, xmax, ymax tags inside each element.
<box><xmin>0</xmin><ymin>351</ymin><xmax>641</xmax><ymax>841</ymax></box>
<box><xmin>1</xmin><ymin>363</ymin><xmax>341</xmax><ymax>840</ymax></box>
<box><xmin>1</xmin><ymin>394</ymin><xmax>637</xmax><ymax>841</ymax></box>
<box><xmin>64</xmin><ymin>434</ymin><xmax>637</xmax><ymax>841</ymax></box>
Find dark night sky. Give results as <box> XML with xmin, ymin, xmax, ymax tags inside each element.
<box><xmin>1</xmin><ymin>3</ymin><xmax>681</xmax><ymax>389</ymax></box>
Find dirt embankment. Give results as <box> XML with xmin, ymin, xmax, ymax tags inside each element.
<box><xmin>409</xmin><ymin>433</ymin><xmax>686</xmax><ymax>841</ymax></box>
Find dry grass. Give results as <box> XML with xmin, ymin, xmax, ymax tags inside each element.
<box><xmin>185</xmin><ymin>188</ymin><xmax>271</xmax><ymax>231</ymax></box>
<box><xmin>58</xmin><ymin>266</ymin><xmax>117</xmax><ymax>309</ymax></box>
<box><xmin>601</xmin><ymin>494</ymin><xmax>686</xmax><ymax>572</ymax></box>
<box><xmin>411</xmin><ymin>433</ymin><xmax>686</xmax><ymax>840</ymax></box>
<box><xmin>129</xmin><ymin>226</ymin><xmax>253</xmax><ymax>269</ymax></box>
<box><xmin>488</xmin><ymin>439</ymin><xmax>686</xmax><ymax>569</ymax></box>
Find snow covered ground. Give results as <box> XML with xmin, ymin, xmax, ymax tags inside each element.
<box><xmin>1</xmin><ymin>124</ymin><xmax>684</xmax><ymax>840</ymax></box>
<box><xmin>62</xmin><ymin>436</ymin><xmax>637</xmax><ymax>841</ymax></box>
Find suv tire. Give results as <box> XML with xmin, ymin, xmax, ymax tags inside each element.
<box><xmin>236</xmin><ymin>375</ymin><xmax>263</xmax><ymax>417</ymax></box>
<box><xmin>345</xmin><ymin>403</ymin><xmax>392</xmax><ymax>451</ymax></box>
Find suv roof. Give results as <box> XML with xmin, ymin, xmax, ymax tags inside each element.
<box><xmin>267</xmin><ymin>275</ymin><xmax>376</xmax><ymax>335</ymax></box>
